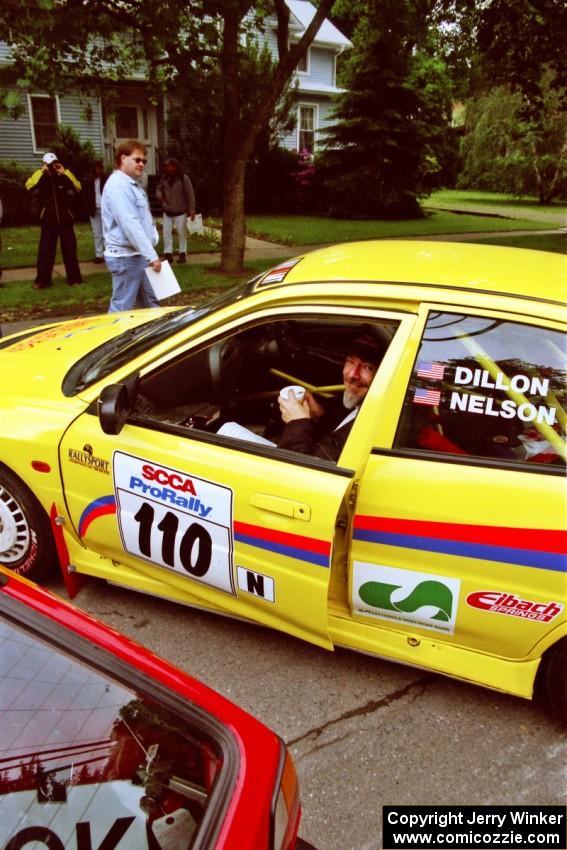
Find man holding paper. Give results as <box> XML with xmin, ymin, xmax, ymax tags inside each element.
<box><xmin>102</xmin><ymin>139</ymin><xmax>161</xmax><ymax>312</ymax></box>
<box><xmin>156</xmin><ymin>157</ymin><xmax>196</xmax><ymax>264</ymax></box>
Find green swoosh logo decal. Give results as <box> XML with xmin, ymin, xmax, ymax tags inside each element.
<box><xmin>359</xmin><ymin>580</ymin><xmax>453</xmax><ymax>622</ymax></box>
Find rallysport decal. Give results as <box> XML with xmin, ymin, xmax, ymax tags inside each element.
<box><xmin>234</xmin><ymin>520</ymin><xmax>331</xmax><ymax>568</ymax></box>
<box><xmin>353</xmin><ymin>562</ymin><xmax>461</xmax><ymax>634</ymax></box>
<box><xmin>353</xmin><ymin>515</ymin><xmax>567</xmax><ymax>574</ymax></box>
<box><xmin>113</xmin><ymin>452</ymin><xmax>235</xmax><ymax>595</ymax></box>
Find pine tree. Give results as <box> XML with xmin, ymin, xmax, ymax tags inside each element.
<box><xmin>320</xmin><ymin>0</ymin><xmax>452</xmax><ymax>218</ymax></box>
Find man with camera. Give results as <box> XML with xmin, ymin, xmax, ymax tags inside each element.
<box><xmin>25</xmin><ymin>152</ymin><xmax>83</xmax><ymax>290</ymax></box>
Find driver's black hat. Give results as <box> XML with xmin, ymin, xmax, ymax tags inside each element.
<box><xmin>346</xmin><ymin>332</ymin><xmax>382</xmax><ymax>366</ymax></box>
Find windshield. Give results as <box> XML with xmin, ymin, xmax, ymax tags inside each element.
<box><xmin>0</xmin><ymin>609</ymin><xmax>230</xmax><ymax>850</ymax></box>
<box><xmin>62</xmin><ymin>283</ymin><xmax>252</xmax><ymax>396</ymax></box>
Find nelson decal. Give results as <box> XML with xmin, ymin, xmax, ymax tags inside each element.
<box><xmin>68</xmin><ymin>444</ymin><xmax>110</xmax><ymax>474</ymax></box>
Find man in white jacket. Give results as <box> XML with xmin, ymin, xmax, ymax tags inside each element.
<box><xmin>102</xmin><ymin>139</ymin><xmax>161</xmax><ymax>312</ymax></box>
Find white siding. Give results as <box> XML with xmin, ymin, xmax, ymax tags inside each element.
<box><xmin>307</xmin><ymin>46</ymin><xmax>334</xmax><ymax>88</ymax></box>
<box><xmin>0</xmin><ymin>89</ymin><xmax>103</xmax><ymax>169</ymax></box>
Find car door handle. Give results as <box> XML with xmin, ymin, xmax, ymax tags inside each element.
<box><xmin>250</xmin><ymin>493</ymin><xmax>311</xmax><ymax>521</ymax></box>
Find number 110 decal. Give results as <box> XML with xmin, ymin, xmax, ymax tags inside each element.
<box><xmin>113</xmin><ymin>452</ymin><xmax>235</xmax><ymax>595</ymax></box>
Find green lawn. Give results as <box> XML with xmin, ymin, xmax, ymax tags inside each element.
<box><xmin>427</xmin><ymin>189</ymin><xmax>567</xmax><ymax>220</ymax></box>
<box><xmin>1</xmin><ymin>232</ymin><xmax>564</xmax><ymax>325</ymax></box>
<box><xmin>0</xmin><ymin>221</ymin><xmax>220</xmax><ymax>270</ymax></box>
<box><xmin>1</xmin><ymin>193</ymin><xmax>564</xmax><ymax>324</ymax></box>
<box><xmin>243</xmin><ymin>209</ymin><xmax>551</xmax><ymax>246</ymax></box>
<box><xmin>0</xmin><ymin>258</ymin><xmax>272</xmax><ymax>323</ymax></box>
<box><xmin>467</xmin><ymin>233</ymin><xmax>566</xmax><ymax>253</ymax></box>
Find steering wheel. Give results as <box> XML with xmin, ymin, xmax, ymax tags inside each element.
<box><xmin>208</xmin><ymin>337</ymin><xmax>244</xmax><ymax>399</ymax></box>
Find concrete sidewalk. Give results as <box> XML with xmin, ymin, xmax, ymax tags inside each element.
<box><xmin>424</xmin><ymin>201</ymin><xmax>567</xmax><ymax>226</ymax></box>
<box><xmin>2</xmin><ymin>208</ymin><xmax>565</xmax><ymax>285</ymax></box>
<box><xmin>0</xmin><ymin>235</ymin><xmax>301</xmax><ymax>284</ymax></box>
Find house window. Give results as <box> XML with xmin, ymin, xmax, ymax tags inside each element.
<box><xmin>29</xmin><ymin>95</ymin><xmax>59</xmax><ymax>151</ymax></box>
<box><xmin>115</xmin><ymin>105</ymin><xmax>150</xmax><ymax>141</ymax></box>
<box><xmin>115</xmin><ymin>105</ymin><xmax>139</xmax><ymax>138</ymax></box>
<box><xmin>298</xmin><ymin>105</ymin><xmax>317</xmax><ymax>154</ymax></box>
<box><xmin>296</xmin><ymin>47</ymin><xmax>310</xmax><ymax>74</ymax></box>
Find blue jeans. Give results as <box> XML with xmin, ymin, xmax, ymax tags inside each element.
<box><xmin>106</xmin><ymin>254</ymin><xmax>160</xmax><ymax>312</ymax></box>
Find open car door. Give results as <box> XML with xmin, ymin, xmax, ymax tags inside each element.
<box><xmin>58</xmin><ymin>309</ymin><xmax>386</xmax><ymax>649</ymax></box>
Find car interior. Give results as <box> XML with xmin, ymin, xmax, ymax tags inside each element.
<box><xmin>131</xmin><ymin>317</ymin><xmax>399</xmax><ymax>447</ymax></box>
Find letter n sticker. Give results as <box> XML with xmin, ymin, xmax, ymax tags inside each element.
<box><xmin>237</xmin><ymin>567</ymin><xmax>275</xmax><ymax>602</ymax></box>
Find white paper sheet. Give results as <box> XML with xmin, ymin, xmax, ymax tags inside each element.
<box><xmin>187</xmin><ymin>213</ymin><xmax>204</xmax><ymax>235</ymax></box>
<box><xmin>144</xmin><ymin>259</ymin><xmax>181</xmax><ymax>300</ymax></box>
<box><xmin>217</xmin><ymin>421</ymin><xmax>276</xmax><ymax>446</ymax></box>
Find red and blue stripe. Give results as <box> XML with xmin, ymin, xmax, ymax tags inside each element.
<box><xmin>353</xmin><ymin>515</ymin><xmax>566</xmax><ymax>574</ymax></box>
<box><xmin>234</xmin><ymin>521</ymin><xmax>331</xmax><ymax>568</ymax></box>
<box><xmin>79</xmin><ymin>495</ymin><xmax>117</xmax><ymax>538</ymax></box>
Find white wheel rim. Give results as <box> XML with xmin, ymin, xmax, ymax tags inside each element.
<box><xmin>0</xmin><ymin>485</ymin><xmax>31</xmax><ymax>564</ymax></box>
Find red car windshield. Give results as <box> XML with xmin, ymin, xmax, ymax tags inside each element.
<box><xmin>0</xmin><ymin>616</ymin><xmax>225</xmax><ymax>849</ymax></box>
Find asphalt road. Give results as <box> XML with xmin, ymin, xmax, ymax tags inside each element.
<box><xmin>42</xmin><ymin>571</ymin><xmax>566</xmax><ymax>850</ymax></box>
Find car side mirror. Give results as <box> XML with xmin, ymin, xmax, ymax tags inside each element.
<box><xmin>98</xmin><ymin>384</ymin><xmax>131</xmax><ymax>435</ymax></box>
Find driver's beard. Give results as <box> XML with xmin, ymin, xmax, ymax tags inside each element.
<box><xmin>343</xmin><ymin>389</ymin><xmax>360</xmax><ymax>410</ymax></box>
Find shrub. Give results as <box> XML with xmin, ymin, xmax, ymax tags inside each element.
<box><xmin>0</xmin><ymin>160</ymin><xmax>33</xmax><ymax>225</ymax></box>
<box><xmin>245</xmin><ymin>145</ymin><xmax>299</xmax><ymax>213</ymax></box>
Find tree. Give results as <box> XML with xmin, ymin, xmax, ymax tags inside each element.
<box><xmin>474</xmin><ymin>0</ymin><xmax>566</xmax><ymax>111</ymax></box>
<box><xmin>459</xmin><ymin>70</ymin><xmax>567</xmax><ymax>203</ymax></box>
<box><xmin>319</xmin><ymin>0</ymin><xmax>453</xmax><ymax>218</ymax></box>
<box><xmin>0</xmin><ymin>0</ymin><xmax>336</xmax><ymax>272</ymax></box>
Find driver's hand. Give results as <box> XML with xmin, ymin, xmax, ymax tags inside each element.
<box><xmin>279</xmin><ymin>394</ymin><xmax>311</xmax><ymax>424</ymax></box>
<box><xmin>304</xmin><ymin>392</ymin><xmax>325</xmax><ymax>419</ymax></box>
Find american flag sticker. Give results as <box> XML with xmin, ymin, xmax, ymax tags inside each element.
<box><xmin>417</xmin><ymin>361</ymin><xmax>445</xmax><ymax>381</ymax></box>
<box><xmin>413</xmin><ymin>388</ymin><xmax>441</xmax><ymax>406</ymax></box>
<box><xmin>260</xmin><ymin>257</ymin><xmax>303</xmax><ymax>285</ymax></box>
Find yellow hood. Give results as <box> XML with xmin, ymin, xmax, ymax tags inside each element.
<box><xmin>0</xmin><ymin>310</ymin><xmax>173</xmax><ymax>399</ymax></box>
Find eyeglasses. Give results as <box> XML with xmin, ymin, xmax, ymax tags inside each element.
<box><xmin>132</xmin><ymin>157</ymin><xmax>148</xmax><ymax>165</ymax></box>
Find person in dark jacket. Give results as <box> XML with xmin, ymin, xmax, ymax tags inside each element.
<box><xmin>25</xmin><ymin>152</ymin><xmax>82</xmax><ymax>289</ymax></box>
<box><xmin>82</xmin><ymin>160</ymin><xmax>108</xmax><ymax>263</ymax></box>
<box><xmin>155</xmin><ymin>158</ymin><xmax>196</xmax><ymax>264</ymax></box>
<box><xmin>277</xmin><ymin>334</ymin><xmax>381</xmax><ymax>462</ymax></box>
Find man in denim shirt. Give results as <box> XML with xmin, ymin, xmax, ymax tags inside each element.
<box><xmin>102</xmin><ymin>139</ymin><xmax>161</xmax><ymax>312</ymax></box>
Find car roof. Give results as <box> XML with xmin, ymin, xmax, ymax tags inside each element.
<box><xmin>256</xmin><ymin>241</ymin><xmax>567</xmax><ymax>307</ymax></box>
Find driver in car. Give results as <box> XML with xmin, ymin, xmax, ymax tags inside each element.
<box><xmin>277</xmin><ymin>334</ymin><xmax>381</xmax><ymax>462</ymax></box>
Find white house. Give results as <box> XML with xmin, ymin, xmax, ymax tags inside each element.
<box><xmin>0</xmin><ymin>1</ymin><xmax>350</xmax><ymax>174</ymax></box>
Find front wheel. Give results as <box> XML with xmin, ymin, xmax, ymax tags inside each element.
<box><xmin>0</xmin><ymin>467</ymin><xmax>55</xmax><ymax>581</ymax></box>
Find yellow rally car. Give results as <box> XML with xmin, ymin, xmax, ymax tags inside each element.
<box><xmin>1</xmin><ymin>241</ymin><xmax>565</xmax><ymax>719</ymax></box>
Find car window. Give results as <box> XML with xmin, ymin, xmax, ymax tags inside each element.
<box><xmin>394</xmin><ymin>312</ymin><xmax>566</xmax><ymax>469</ymax></box>
<box><xmin>63</xmin><ymin>283</ymin><xmax>254</xmax><ymax>395</ymax></box>
<box><xmin>132</xmin><ymin>316</ymin><xmax>400</xmax><ymax>463</ymax></box>
<box><xmin>0</xmin><ymin>617</ymin><xmax>225</xmax><ymax>849</ymax></box>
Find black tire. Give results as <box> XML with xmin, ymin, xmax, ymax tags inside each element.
<box><xmin>0</xmin><ymin>467</ymin><xmax>55</xmax><ymax>581</ymax></box>
<box><xmin>541</xmin><ymin>637</ymin><xmax>567</xmax><ymax>726</ymax></box>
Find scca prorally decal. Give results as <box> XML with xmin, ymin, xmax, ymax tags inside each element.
<box><xmin>353</xmin><ymin>515</ymin><xmax>567</xmax><ymax>574</ymax></box>
<box><xmin>113</xmin><ymin>452</ymin><xmax>235</xmax><ymax>595</ymax></box>
<box><xmin>353</xmin><ymin>562</ymin><xmax>461</xmax><ymax>635</ymax></box>
<box><xmin>467</xmin><ymin>591</ymin><xmax>563</xmax><ymax>623</ymax></box>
